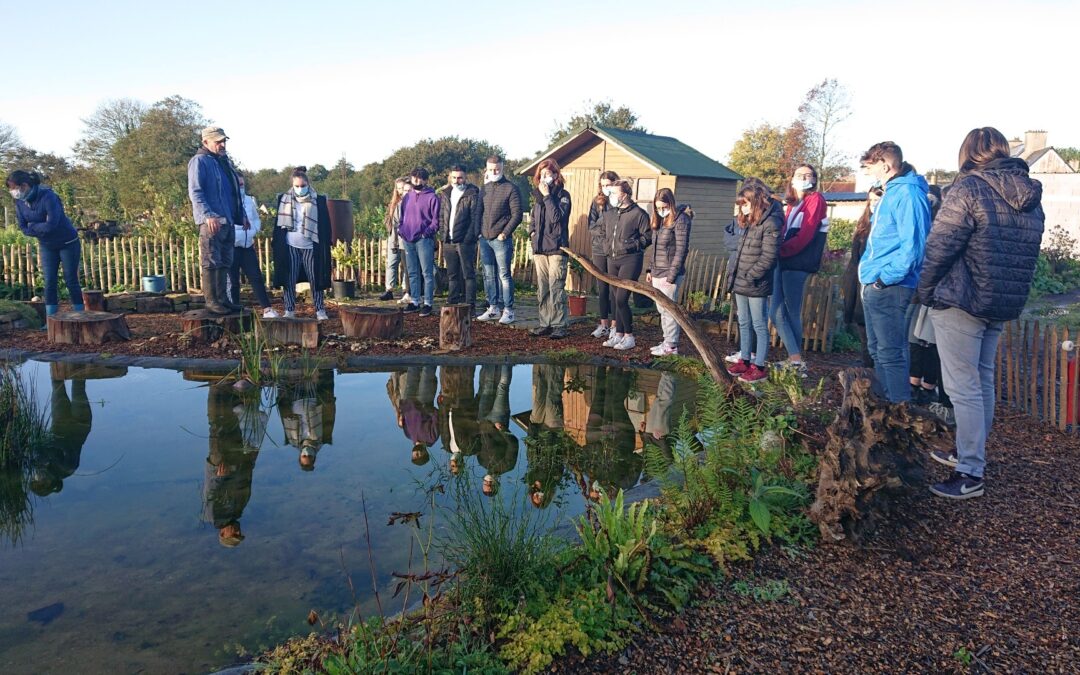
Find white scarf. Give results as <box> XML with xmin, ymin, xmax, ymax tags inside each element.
<box><xmin>276</xmin><ymin>189</ymin><xmax>319</xmax><ymax>243</ymax></box>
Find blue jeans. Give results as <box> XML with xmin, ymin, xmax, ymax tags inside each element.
<box><xmin>770</xmin><ymin>268</ymin><xmax>809</xmax><ymax>358</ymax></box>
<box><xmin>385</xmin><ymin>245</ymin><xmax>403</xmax><ymax>291</ymax></box>
<box><xmin>403</xmin><ymin>237</ymin><xmax>436</xmax><ymax>307</ymax></box>
<box><xmin>735</xmin><ymin>294</ymin><xmax>769</xmax><ymax>367</ymax></box>
<box><xmin>861</xmin><ymin>284</ymin><xmax>914</xmax><ymax>402</ymax></box>
<box><xmin>931</xmin><ymin>307</ymin><xmax>1003</xmax><ymax>479</ymax></box>
<box><xmin>479</xmin><ymin>236</ymin><xmax>514</xmax><ymax>310</ymax></box>
<box><xmin>39</xmin><ymin>239</ymin><xmax>83</xmax><ymax>307</ymax></box>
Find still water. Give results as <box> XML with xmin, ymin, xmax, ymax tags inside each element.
<box><xmin>0</xmin><ymin>359</ymin><xmax>696</xmax><ymax>674</ymax></box>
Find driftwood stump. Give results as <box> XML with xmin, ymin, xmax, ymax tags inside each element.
<box><xmin>340</xmin><ymin>307</ymin><xmax>404</xmax><ymax>339</ymax></box>
<box><xmin>439</xmin><ymin>304</ymin><xmax>472</xmax><ymax>351</ymax></box>
<box><xmin>47</xmin><ymin>311</ymin><xmax>131</xmax><ymax>345</ymax></box>
<box><xmin>261</xmin><ymin>317</ymin><xmax>320</xmax><ymax>349</ymax></box>
<box><xmin>809</xmin><ymin>368</ymin><xmax>949</xmax><ymax>543</ymax></box>
<box><xmin>82</xmin><ymin>290</ymin><xmax>106</xmax><ymax>312</ymax></box>
<box><xmin>181</xmin><ymin>309</ymin><xmax>252</xmax><ymax>344</ymax></box>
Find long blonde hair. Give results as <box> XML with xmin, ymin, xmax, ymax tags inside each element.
<box><xmin>384</xmin><ymin>175</ymin><xmax>411</xmax><ymax>230</ymax></box>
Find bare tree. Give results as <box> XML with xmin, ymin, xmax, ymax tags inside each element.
<box><xmin>798</xmin><ymin>79</ymin><xmax>853</xmax><ymax>186</ymax></box>
<box><xmin>0</xmin><ymin>121</ymin><xmax>21</xmax><ymax>167</ymax></box>
<box><xmin>73</xmin><ymin>98</ymin><xmax>147</xmax><ymax>168</ymax></box>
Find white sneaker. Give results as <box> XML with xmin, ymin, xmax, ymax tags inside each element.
<box><xmin>499</xmin><ymin>309</ymin><xmax>515</xmax><ymax>325</ymax></box>
<box><xmin>398</xmin><ymin>293</ymin><xmax>414</xmax><ymax>305</ymax></box>
<box><xmin>591</xmin><ymin>324</ymin><xmax>609</xmax><ymax>338</ymax></box>
<box><xmin>613</xmin><ymin>334</ymin><xmax>636</xmax><ymax>350</ymax></box>
<box><xmin>262</xmin><ymin>308</ymin><xmax>281</xmax><ymax>319</ymax></box>
<box><xmin>724</xmin><ymin>350</ymin><xmax>742</xmax><ymax>363</ymax></box>
<box><xmin>650</xmin><ymin>343</ymin><xmax>666</xmax><ymax>355</ymax></box>
<box><xmin>283</xmin><ymin>310</ymin><xmax>296</xmax><ymax>319</ymax></box>
<box><xmin>603</xmin><ymin>332</ymin><xmax>625</xmax><ymax>348</ymax></box>
<box><xmin>316</xmin><ymin>310</ymin><xmax>329</xmax><ymax>321</ymax></box>
<box><xmin>477</xmin><ymin>306</ymin><xmax>500</xmax><ymax>321</ymax></box>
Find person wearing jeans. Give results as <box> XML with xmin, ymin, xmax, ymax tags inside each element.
<box><xmin>917</xmin><ymin>127</ymin><xmax>1044</xmax><ymax>500</ymax></box>
<box><xmin>857</xmin><ymin>141</ymin><xmax>932</xmax><ymax>403</ymax></box>
<box><xmin>8</xmin><ymin>170</ymin><xmax>84</xmax><ymax>320</ymax></box>
<box><xmin>771</xmin><ymin>164</ymin><xmax>829</xmax><ymax>370</ymax></box>
<box><xmin>727</xmin><ymin>180</ymin><xmax>782</xmax><ymax>382</ymax></box>
<box><xmin>398</xmin><ymin>167</ymin><xmax>441</xmax><ymax>316</ymax></box>
<box><xmin>528</xmin><ymin>159</ymin><xmax>572</xmax><ymax>339</ymax></box>
<box><xmin>477</xmin><ymin>155</ymin><xmax>523</xmax><ymax>324</ymax></box>
<box><xmin>379</xmin><ymin>176</ymin><xmax>413</xmax><ymax>303</ymax></box>
<box><xmin>647</xmin><ymin>188</ymin><xmax>692</xmax><ymax>355</ymax></box>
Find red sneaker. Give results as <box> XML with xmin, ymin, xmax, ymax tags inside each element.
<box><xmin>739</xmin><ymin>364</ymin><xmax>768</xmax><ymax>383</ymax></box>
<box><xmin>727</xmin><ymin>360</ymin><xmax>751</xmax><ymax>375</ymax></box>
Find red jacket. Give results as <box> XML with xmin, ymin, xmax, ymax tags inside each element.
<box><xmin>779</xmin><ymin>191</ymin><xmax>828</xmax><ymax>272</ymax></box>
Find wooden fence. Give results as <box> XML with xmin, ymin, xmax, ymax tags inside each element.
<box><xmin>995</xmin><ymin>318</ymin><xmax>1080</xmax><ymax>431</ymax></box>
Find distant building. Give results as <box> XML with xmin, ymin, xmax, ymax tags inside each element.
<box><xmin>1010</xmin><ymin>130</ymin><xmax>1075</xmax><ymax>174</ymax></box>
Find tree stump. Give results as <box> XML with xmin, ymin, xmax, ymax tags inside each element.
<box><xmin>261</xmin><ymin>317</ymin><xmax>320</xmax><ymax>349</ymax></box>
<box><xmin>47</xmin><ymin>311</ymin><xmax>131</xmax><ymax>345</ymax></box>
<box><xmin>809</xmin><ymin>368</ymin><xmax>950</xmax><ymax>543</ymax></box>
<box><xmin>340</xmin><ymin>307</ymin><xmax>404</xmax><ymax>340</ymax></box>
<box><xmin>82</xmin><ymin>290</ymin><xmax>106</xmax><ymax>312</ymax></box>
<box><xmin>439</xmin><ymin>304</ymin><xmax>472</xmax><ymax>351</ymax></box>
<box><xmin>181</xmin><ymin>309</ymin><xmax>252</xmax><ymax>344</ymax></box>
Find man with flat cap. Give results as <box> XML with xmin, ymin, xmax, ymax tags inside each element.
<box><xmin>188</xmin><ymin>126</ymin><xmax>244</xmax><ymax>314</ymax></box>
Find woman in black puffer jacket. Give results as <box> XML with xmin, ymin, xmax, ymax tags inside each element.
<box><xmin>587</xmin><ymin>171</ymin><xmax>620</xmax><ymax>339</ymax></box>
<box><xmin>726</xmin><ymin>181</ymin><xmax>782</xmax><ymax>383</ymax></box>
<box><xmin>600</xmin><ymin>179</ymin><xmax>651</xmax><ymax>351</ymax></box>
<box><xmin>645</xmin><ymin>188</ymin><xmax>692</xmax><ymax>356</ymax></box>
<box><xmin>918</xmin><ymin>127</ymin><xmax>1044</xmax><ymax>501</ymax></box>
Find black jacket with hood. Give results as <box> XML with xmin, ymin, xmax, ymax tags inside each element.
<box><xmin>917</xmin><ymin>157</ymin><xmax>1045</xmax><ymax>321</ymax></box>
<box><xmin>602</xmin><ymin>203</ymin><xmax>651</xmax><ymax>257</ymax></box>
<box><xmin>648</xmin><ymin>205</ymin><xmax>693</xmax><ymax>282</ymax></box>
<box><xmin>529</xmin><ymin>185</ymin><xmax>572</xmax><ymax>255</ymax></box>
<box><xmin>728</xmin><ymin>200</ymin><xmax>783</xmax><ymax>297</ymax></box>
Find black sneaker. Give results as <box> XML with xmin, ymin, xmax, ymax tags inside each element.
<box><xmin>548</xmin><ymin>328</ymin><xmax>568</xmax><ymax>340</ymax></box>
<box><xmin>404</xmin><ymin>303</ymin><xmax>419</xmax><ymax>313</ymax></box>
<box><xmin>929</xmin><ymin>471</ymin><xmax>984</xmax><ymax>500</ymax></box>
<box><xmin>930</xmin><ymin>450</ymin><xmax>959</xmax><ymax>468</ymax></box>
<box><xmin>419</xmin><ymin>304</ymin><xmax>433</xmax><ymax>317</ymax></box>
<box><xmin>529</xmin><ymin>326</ymin><xmax>553</xmax><ymax>337</ymax></box>
<box><xmin>378</xmin><ymin>290</ymin><xmax>394</xmax><ymax>301</ymax></box>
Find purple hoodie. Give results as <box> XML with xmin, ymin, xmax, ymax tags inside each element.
<box><xmin>398</xmin><ymin>187</ymin><xmax>441</xmax><ymax>243</ymax></box>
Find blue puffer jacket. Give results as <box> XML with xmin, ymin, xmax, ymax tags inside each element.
<box><xmin>15</xmin><ymin>186</ymin><xmax>78</xmax><ymax>248</ymax></box>
<box><xmin>858</xmin><ymin>165</ymin><xmax>931</xmax><ymax>288</ymax></box>
<box><xmin>187</xmin><ymin>147</ymin><xmax>242</xmax><ymax>226</ymax></box>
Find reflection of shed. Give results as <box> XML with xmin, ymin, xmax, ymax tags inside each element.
<box><xmin>517</xmin><ymin>125</ymin><xmax>742</xmax><ymax>274</ymax></box>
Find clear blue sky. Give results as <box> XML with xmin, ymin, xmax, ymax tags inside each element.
<box><xmin>4</xmin><ymin>0</ymin><xmax>1079</xmax><ymax>174</ymax></box>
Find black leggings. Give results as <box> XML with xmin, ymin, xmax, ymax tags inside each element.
<box><xmin>910</xmin><ymin>342</ymin><xmax>940</xmax><ymax>386</ymax></box>
<box><xmin>228</xmin><ymin>246</ymin><xmax>272</xmax><ymax>308</ymax></box>
<box><xmin>607</xmin><ymin>253</ymin><xmax>643</xmax><ymax>334</ymax></box>
<box><xmin>592</xmin><ymin>253</ymin><xmax>611</xmax><ymax>320</ymax></box>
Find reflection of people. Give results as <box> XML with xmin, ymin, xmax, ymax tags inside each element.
<box><xmin>438</xmin><ymin>366</ymin><xmax>479</xmax><ymax>457</ymax></box>
<box><xmin>526</xmin><ymin>364</ymin><xmax>569</xmax><ymax>508</ymax></box>
<box><xmin>576</xmin><ymin>367</ymin><xmax>641</xmax><ymax>499</ymax></box>
<box><xmin>391</xmin><ymin>366</ymin><xmax>440</xmax><ymax>459</ymax></box>
<box><xmin>641</xmin><ymin>372</ymin><xmax>678</xmax><ymax>462</ymax></box>
<box><xmin>29</xmin><ymin>379</ymin><xmax>92</xmax><ymax>496</ymax></box>
<box><xmin>530</xmin><ymin>364</ymin><xmax>565</xmax><ymax>430</ymax></box>
<box><xmin>278</xmin><ymin>374</ymin><xmax>337</xmax><ymax>471</ymax></box>
<box><xmin>203</xmin><ymin>384</ymin><xmax>258</xmax><ymax>547</ymax></box>
<box><xmin>476</xmin><ymin>365</ymin><xmax>518</xmax><ymax>496</ymax></box>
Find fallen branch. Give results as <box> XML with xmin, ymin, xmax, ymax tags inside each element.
<box><xmin>560</xmin><ymin>247</ymin><xmax>732</xmax><ymax>388</ymax></box>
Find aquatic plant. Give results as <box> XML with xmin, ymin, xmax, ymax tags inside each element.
<box><xmin>0</xmin><ymin>364</ymin><xmax>50</xmax><ymax>545</ymax></box>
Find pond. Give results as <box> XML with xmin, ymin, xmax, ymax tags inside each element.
<box><xmin>0</xmin><ymin>359</ymin><xmax>699</xmax><ymax>674</ymax></box>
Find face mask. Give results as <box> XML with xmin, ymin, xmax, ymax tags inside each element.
<box><xmin>485</xmin><ymin>171</ymin><xmax>500</xmax><ymax>183</ymax></box>
<box><xmin>294</xmin><ymin>186</ymin><xmax>309</xmax><ymax>197</ymax></box>
<box><xmin>9</xmin><ymin>189</ymin><xmax>25</xmax><ymax>201</ymax></box>
<box><xmin>541</xmin><ymin>176</ymin><xmax>554</xmax><ymax>186</ymax></box>
<box><xmin>609</xmin><ymin>194</ymin><xmax>621</xmax><ymax>207</ymax></box>
<box><xmin>740</xmin><ymin>204</ymin><xmax>752</xmax><ymax>216</ymax></box>
<box><xmin>602</xmin><ymin>186</ymin><xmax>613</xmax><ymax>196</ymax></box>
<box><xmin>871</xmin><ymin>179</ymin><xmax>882</xmax><ymax>189</ymax></box>
<box><xmin>657</xmin><ymin>208</ymin><xmax>670</xmax><ymax>218</ymax></box>
<box><xmin>792</xmin><ymin>178</ymin><xmax>814</xmax><ymax>192</ymax></box>
<box><xmin>453</xmin><ymin>183</ymin><xmax>465</xmax><ymax>192</ymax></box>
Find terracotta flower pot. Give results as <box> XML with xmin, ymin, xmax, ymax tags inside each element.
<box><xmin>568</xmin><ymin>295</ymin><xmax>587</xmax><ymax>317</ymax></box>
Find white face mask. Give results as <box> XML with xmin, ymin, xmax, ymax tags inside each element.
<box><xmin>541</xmin><ymin>176</ymin><xmax>554</xmax><ymax>186</ymax></box>
<box><xmin>609</xmin><ymin>193</ymin><xmax>621</xmax><ymax>207</ymax></box>
<box><xmin>657</xmin><ymin>207</ymin><xmax>670</xmax><ymax>218</ymax></box>
<box><xmin>740</xmin><ymin>204</ymin><xmax>752</xmax><ymax>216</ymax></box>
<box><xmin>294</xmin><ymin>186</ymin><xmax>309</xmax><ymax>197</ymax></box>
<box><xmin>791</xmin><ymin>178</ymin><xmax>814</xmax><ymax>192</ymax></box>
<box><xmin>452</xmin><ymin>183</ymin><xmax>465</xmax><ymax>192</ymax></box>
<box><xmin>485</xmin><ymin>171</ymin><xmax>500</xmax><ymax>183</ymax></box>
<box><xmin>9</xmin><ymin>189</ymin><xmax>25</xmax><ymax>201</ymax></box>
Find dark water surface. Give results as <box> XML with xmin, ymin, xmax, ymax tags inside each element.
<box><xmin>0</xmin><ymin>359</ymin><xmax>696</xmax><ymax>674</ymax></box>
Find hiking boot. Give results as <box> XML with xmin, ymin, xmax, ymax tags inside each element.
<box><xmin>419</xmin><ymin>304</ymin><xmax>433</xmax><ymax>317</ymax></box>
<box><xmin>477</xmin><ymin>306</ymin><xmax>500</xmax><ymax>321</ymax></box>
<box><xmin>739</xmin><ymin>364</ymin><xmax>768</xmax><ymax>383</ymax></box>
<box><xmin>727</xmin><ymin>360</ymin><xmax>751</xmax><ymax>376</ymax></box>
<box><xmin>378</xmin><ymin>290</ymin><xmax>394</xmax><ymax>301</ymax></box>
<box><xmin>530</xmin><ymin>326</ymin><xmax>553</xmax><ymax>337</ymax></box>
<box><xmin>591</xmin><ymin>324</ymin><xmax>610</xmax><ymax>338</ymax></box>
<box><xmin>930</xmin><ymin>450</ymin><xmax>959</xmax><ymax>468</ymax></box>
<box><xmin>929</xmin><ymin>471</ymin><xmax>984</xmax><ymax>500</ymax></box>
<box><xmin>548</xmin><ymin>328</ymin><xmax>568</xmax><ymax>340</ymax></box>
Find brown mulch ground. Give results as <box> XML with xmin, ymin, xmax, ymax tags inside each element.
<box><xmin>555</xmin><ymin>408</ymin><xmax>1080</xmax><ymax>673</ymax></box>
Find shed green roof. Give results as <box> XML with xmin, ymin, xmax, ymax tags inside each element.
<box><xmin>591</xmin><ymin>125</ymin><xmax>742</xmax><ymax>181</ymax></box>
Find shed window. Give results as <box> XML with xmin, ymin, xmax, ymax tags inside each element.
<box><xmin>635</xmin><ymin>178</ymin><xmax>657</xmax><ymax>203</ymax></box>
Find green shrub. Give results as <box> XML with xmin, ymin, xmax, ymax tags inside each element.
<box><xmin>826</xmin><ymin>218</ymin><xmax>857</xmax><ymax>251</ymax></box>
<box><xmin>831</xmin><ymin>327</ymin><xmax>861</xmax><ymax>353</ymax></box>
<box><xmin>0</xmin><ymin>300</ymin><xmax>42</xmax><ymax>329</ymax></box>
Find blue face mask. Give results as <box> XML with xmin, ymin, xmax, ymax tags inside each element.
<box><xmin>294</xmin><ymin>186</ymin><xmax>309</xmax><ymax>197</ymax></box>
<box><xmin>871</xmin><ymin>179</ymin><xmax>882</xmax><ymax>189</ymax></box>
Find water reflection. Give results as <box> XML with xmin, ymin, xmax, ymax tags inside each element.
<box><xmin>203</xmin><ymin>384</ymin><xmax>260</xmax><ymax>547</ymax></box>
<box><xmin>277</xmin><ymin>372</ymin><xmax>337</xmax><ymax>471</ymax></box>
<box><xmin>389</xmin><ymin>366</ymin><xmax>440</xmax><ymax>466</ymax></box>
<box><xmin>476</xmin><ymin>365</ymin><xmax>517</xmax><ymax>496</ymax></box>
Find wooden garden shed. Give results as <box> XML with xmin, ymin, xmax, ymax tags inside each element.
<box><xmin>517</xmin><ymin>125</ymin><xmax>742</xmax><ymax>265</ymax></box>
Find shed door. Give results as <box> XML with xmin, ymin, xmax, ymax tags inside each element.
<box><xmin>562</xmin><ymin>168</ymin><xmax>599</xmax><ymax>291</ymax></box>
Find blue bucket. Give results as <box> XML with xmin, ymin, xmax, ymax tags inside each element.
<box><xmin>142</xmin><ymin>275</ymin><xmax>166</xmax><ymax>293</ymax></box>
